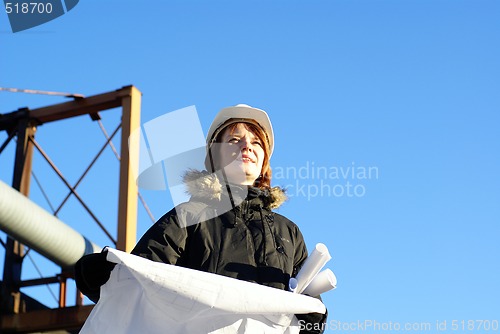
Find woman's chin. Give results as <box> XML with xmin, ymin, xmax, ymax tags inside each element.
<box><xmin>222</xmin><ymin>168</ymin><xmax>258</xmax><ymax>185</ymax></box>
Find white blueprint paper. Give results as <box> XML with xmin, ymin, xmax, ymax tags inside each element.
<box><xmin>79</xmin><ymin>248</ymin><xmax>326</xmax><ymax>334</ymax></box>
<box><xmin>302</xmin><ymin>269</ymin><xmax>337</xmax><ymax>297</ymax></box>
<box><xmin>294</xmin><ymin>243</ymin><xmax>331</xmax><ymax>294</ymax></box>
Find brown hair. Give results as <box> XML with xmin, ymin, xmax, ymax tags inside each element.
<box><xmin>207</xmin><ymin>121</ymin><xmax>272</xmax><ymax>189</ymax></box>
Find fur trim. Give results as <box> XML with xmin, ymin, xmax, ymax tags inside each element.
<box><xmin>182</xmin><ymin>169</ymin><xmax>287</xmax><ymax>209</ymax></box>
<box><xmin>268</xmin><ymin>186</ymin><xmax>287</xmax><ymax>209</ymax></box>
<box><xmin>183</xmin><ymin>170</ymin><xmax>222</xmax><ymax>201</ymax></box>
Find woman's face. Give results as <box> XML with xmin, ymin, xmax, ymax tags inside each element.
<box><xmin>216</xmin><ymin>123</ymin><xmax>265</xmax><ymax>185</ymax></box>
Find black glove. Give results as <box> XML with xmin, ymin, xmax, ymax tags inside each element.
<box><xmin>74</xmin><ymin>249</ymin><xmax>116</xmax><ymax>303</ymax></box>
<box><xmin>296</xmin><ymin>310</ymin><xmax>328</xmax><ymax>334</ymax></box>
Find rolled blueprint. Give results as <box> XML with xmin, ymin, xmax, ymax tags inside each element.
<box><xmin>302</xmin><ymin>269</ymin><xmax>337</xmax><ymax>296</ymax></box>
<box><xmin>293</xmin><ymin>243</ymin><xmax>331</xmax><ymax>294</ymax></box>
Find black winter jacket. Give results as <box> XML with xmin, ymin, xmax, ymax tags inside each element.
<box><xmin>132</xmin><ymin>170</ymin><xmax>327</xmax><ymax>333</ymax></box>
<box><xmin>133</xmin><ymin>171</ymin><xmax>305</xmax><ymax>290</ymax></box>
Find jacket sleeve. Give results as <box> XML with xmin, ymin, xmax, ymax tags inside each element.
<box><xmin>293</xmin><ymin>227</ymin><xmax>328</xmax><ymax>334</ymax></box>
<box><xmin>131</xmin><ymin>207</ymin><xmax>189</xmax><ymax>266</ymax></box>
<box><xmin>74</xmin><ymin>207</ymin><xmax>190</xmax><ymax>303</ymax></box>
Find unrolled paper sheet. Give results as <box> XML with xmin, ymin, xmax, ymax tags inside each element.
<box><xmin>79</xmin><ymin>248</ymin><xmax>326</xmax><ymax>334</ymax></box>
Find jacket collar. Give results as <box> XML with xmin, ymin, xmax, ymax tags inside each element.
<box><xmin>182</xmin><ymin>169</ymin><xmax>287</xmax><ymax>209</ymax></box>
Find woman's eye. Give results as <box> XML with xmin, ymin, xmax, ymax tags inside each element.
<box><xmin>253</xmin><ymin>141</ymin><xmax>262</xmax><ymax>146</ymax></box>
<box><xmin>228</xmin><ymin>138</ymin><xmax>239</xmax><ymax>143</ymax></box>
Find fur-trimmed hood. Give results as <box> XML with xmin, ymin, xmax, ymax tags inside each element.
<box><xmin>182</xmin><ymin>169</ymin><xmax>287</xmax><ymax>210</ymax></box>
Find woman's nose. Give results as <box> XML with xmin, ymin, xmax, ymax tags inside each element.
<box><xmin>240</xmin><ymin>137</ymin><xmax>253</xmax><ymax>151</ymax></box>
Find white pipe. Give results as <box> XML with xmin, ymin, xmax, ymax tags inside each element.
<box><xmin>0</xmin><ymin>179</ymin><xmax>101</xmax><ymax>268</ymax></box>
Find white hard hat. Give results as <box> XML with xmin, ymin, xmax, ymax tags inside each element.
<box><xmin>206</xmin><ymin>104</ymin><xmax>274</xmax><ymax>156</ymax></box>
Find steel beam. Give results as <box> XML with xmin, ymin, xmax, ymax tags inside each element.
<box><xmin>1</xmin><ymin>119</ymin><xmax>36</xmax><ymax>314</ymax></box>
<box><xmin>29</xmin><ymin>87</ymin><xmax>127</xmax><ymax>124</ymax></box>
<box><xmin>0</xmin><ymin>305</ymin><xmax>94</xmax><ymax>333</ymax></box>
<box><xmin>116</xmin><ymin>86</ymin><xmax>141</xmax><ymax>251</ymax></box>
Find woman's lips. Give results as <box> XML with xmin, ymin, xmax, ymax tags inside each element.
<box><xmin>240</xmin><ymin>154</ymin><xmax>254</xmax><ymax>163</ymax></box>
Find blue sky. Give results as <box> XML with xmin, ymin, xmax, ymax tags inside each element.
<box><xmin>1</xmin><ymin>1</ymin><xmax>499</xmax><ymax>332</ymax></box>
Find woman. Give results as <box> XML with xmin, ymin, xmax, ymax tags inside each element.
<box><xmin>75</xmin><ymin>104</ymin><xmax>327</xmax><ymax>333</ymax></box>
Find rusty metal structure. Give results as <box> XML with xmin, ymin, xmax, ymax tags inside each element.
<box><xmin>0</xmin><ymin>86</ymin><xmax>142</xmax><ymax>333</ymax></box>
